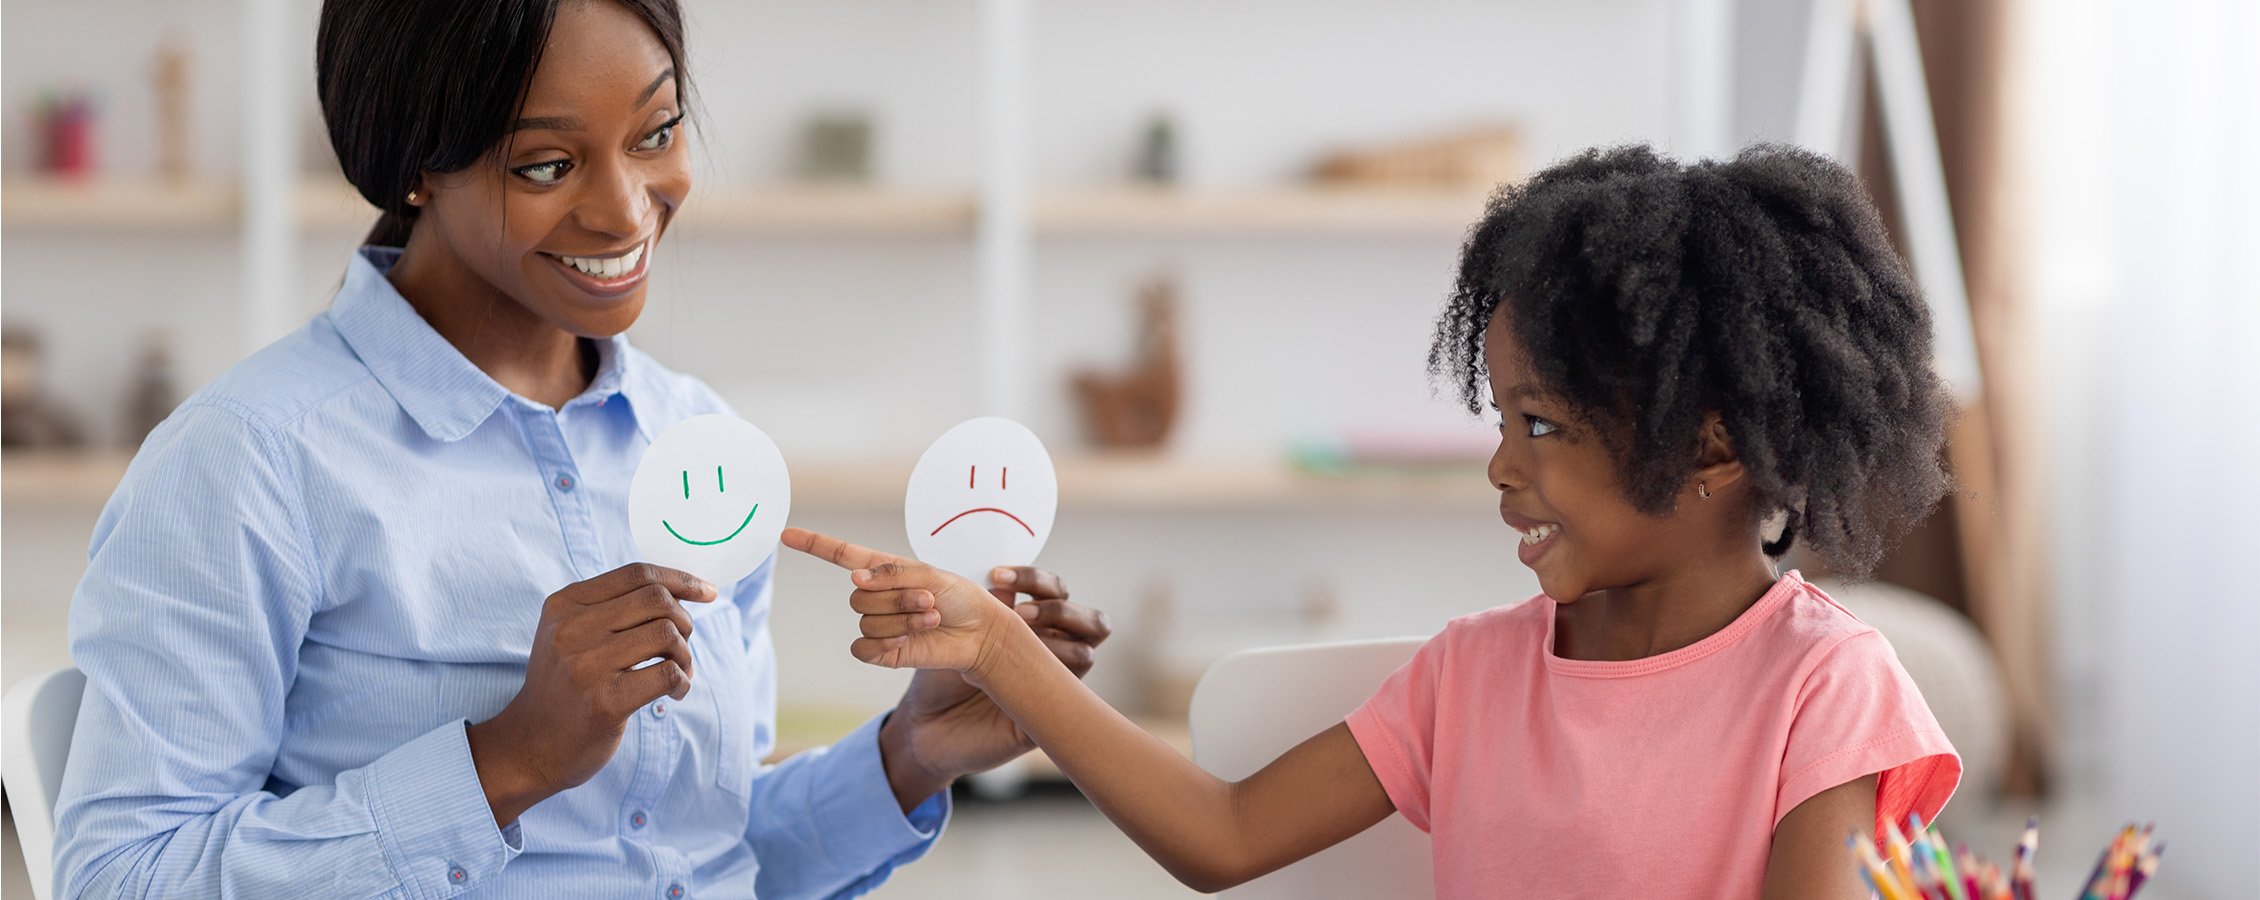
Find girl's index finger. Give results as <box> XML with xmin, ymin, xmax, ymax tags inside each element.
<box><xmin>780</xmin><ymin>527</ymin><xmax>907</xmax><ymax>571</ymax></box>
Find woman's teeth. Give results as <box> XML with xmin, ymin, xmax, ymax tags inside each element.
<box><xmin>1518</xmin><ymin>524</ymin><xmax>1559</xmax><ymax>546</ymax></box>
<box><xmin>558</xmin><ymin>243</ymin><xmax>645</xmax><ymax>280</ymax></box>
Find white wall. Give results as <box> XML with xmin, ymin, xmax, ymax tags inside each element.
<box><xmin>2028</xmin><ymin>1</ymin><xmax>2260</xmax><ymax>897</ymax></box>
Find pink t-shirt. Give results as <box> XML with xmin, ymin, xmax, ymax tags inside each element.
<box><xmin>1346</xmin><ymin>571</ymin><xmax>1960</xmax><ymax>899</ymax></box>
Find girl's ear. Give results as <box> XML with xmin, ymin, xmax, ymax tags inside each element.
<box><xmin>1691</xmin><ymin>413</ymin><xmax>1746</xmax><ymax>493</ymax></box>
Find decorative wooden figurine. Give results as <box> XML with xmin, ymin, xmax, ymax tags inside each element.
<box><xmin>1</xmin><ymin>329</ymin><xmax>85</xmax><ymax>448</ymax></box>
<box><xmin>1072</xmin><ymin>274</ymin><xmax>1183</xmax><ymax>450</ymax></box>
<box><xmin>1311</xmin><ymin>124</ymin><xmax>1524</xmax><ymax>190</ymax></box>
<box><xmin>154</xmin><ymin>37</ymin><xmax>192</xmax><ymax>182</ymax></box>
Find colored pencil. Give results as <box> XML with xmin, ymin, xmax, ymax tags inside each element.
<box><xmin>1853</xmin><ymin>833</ymin><xmax>1918</xmax><ymax>900</ymax></box>
<box><xmin>1956</xmin><ymin>844</ymin><xmax>1982</xmax><ymax>900</ymax></box>
<box><xmin>2011</xmin><ymin>817</ymin><xmax>2038</xmax><ymax>900</ymax></box>
<box><xmin>1849</xmin><ymin>816</ymin><xmax>2163</xmax><ymax>900</ymax></box>
<box><xmin>2127</xmin><ymin>841</ymin><xmax>2164</xmax><ymax>898</ymax></box>
<box><xmin>1928</xmin><ymin>825</ymin><xmax>1968</xmax><ymax>900</ymax></box>
<box><xmin>1884</xmin><ymin>818</ymin><xmax>1922</xmax><ymax>895</ymax></box>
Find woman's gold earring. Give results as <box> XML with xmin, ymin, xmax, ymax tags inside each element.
<box><xmin>1697</xmin><ymin>482</ymin><xmax>1711</xmax><ymax>500</ymax></box>
<box><xmin>405</xmin><ymin>189</ymin><xmax>421</xmax><ymax>204</ymax></box>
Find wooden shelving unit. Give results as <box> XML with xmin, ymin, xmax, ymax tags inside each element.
<box><xmin>1033</xmin><ymin>184</ymin><xmax>1492</xmax><ymax>236</ymax></box>
<box><xmin>9</xmin><ymin>177</ymin><xmax>1493</xmax><ymax>237</ymax></box>
<box><xmin>0</xmin><ymin>177</ymin><xmax>237</xmax><ymax>230</ymax></box>
<box><xmin>2</xmin><ymin>450</ymin><xmax>1484</xmax><ymax>512</ymax></box>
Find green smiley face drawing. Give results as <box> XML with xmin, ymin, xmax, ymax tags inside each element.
<box><xmin>662</xmin><ymin>466</ymin><xmax>758</xmax><ymax>546</ymax></box>
<box><xmin>630</xmin><ymin>414</ymin><xmax>793</xmax><ymax>589</ymax></box>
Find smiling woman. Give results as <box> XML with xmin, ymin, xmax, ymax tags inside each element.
<box><xmin>46</xmin><ymin>2</ymin><xmax>1114</xmax><ymax>898</ymax></box>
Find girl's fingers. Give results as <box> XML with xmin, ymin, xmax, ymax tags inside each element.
<box><xmin>849</xmin><ymin>588</ymin><xmax>935</xmax><ymax>616</ymax></box>
<box><xmin>849</xmin><ymin>635</ymin><xmax>911</xmax><ymax>668</ymax></box>
<box><xmin>859</xmin><ymin>610</ymin><xmax>941</xmax><ymax>639</ymax></box>
<box><xmin>782</xmin><ymin>527</ymin><xmax>908</xmax><ymax>571</ymax></box>
<box><xmin>849</xmin><ymin>561</ymin><xmax>944</xmax><ymax>593</ymax></box>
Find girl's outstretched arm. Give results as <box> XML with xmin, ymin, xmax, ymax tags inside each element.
<box><xmin>783</xmin><ymin>527</ymin><xmax>1397</xmax><ymax>892</ymax></box>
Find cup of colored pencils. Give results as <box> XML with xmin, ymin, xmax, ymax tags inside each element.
<box><xmin>1848</xmin><ymin>814</ymin><xmax>2165</xmax><ymax>900</ymax></box>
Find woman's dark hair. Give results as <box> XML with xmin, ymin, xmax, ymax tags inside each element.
<box><xmin>1428</xmin><ymin>143</ymin><xmax>1951</xmax><ymax>577</ymax></box>
<box><xmin>316</xmin><ymin>0</ymin><xmax>692</xmax><ymax>247</ymax></box>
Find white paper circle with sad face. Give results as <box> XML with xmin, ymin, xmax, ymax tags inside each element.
<box><xmin>905</xmin><ymin>417</ymin><xmax>1058</xmax><ymax>585</ymax></box>
<box><xmin>630</xmin><ymin>414</ymin><xmax>792</xmax><ymax>590</ymax></box>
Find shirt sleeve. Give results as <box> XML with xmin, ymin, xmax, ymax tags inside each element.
<box><xmin>745</xmin><ymin>713</ymin><xmax>949</xmax><ymax>899</ymax></box>
<box><xmin>1343</xmin><ymin>628</ymin><xmax>1452</xmax><ymax>832</ymax></box>
<box><xmin>54</xmin><ymin>403</ymin><xmax>522</xmax><ymax>899</ymax></box>
<box><xmin>1775</xmin><ymin>630</ymin><xmax>1963</xmax><ymax>835</ymax></box>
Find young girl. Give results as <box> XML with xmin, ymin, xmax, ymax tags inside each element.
<box><xmin>785</xmin><ymin>144</ymin><xmax>1962</xmax><ymax>898</ymax></box>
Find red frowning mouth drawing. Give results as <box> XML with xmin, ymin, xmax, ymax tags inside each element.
<box><xmin>929</xmin><ymin>507</ymin><xmax>1035</xmax><ymax>537</ymax></box>
<box><xmin>930</xmin><ymin>464</ymin><xmax>1034</xmax><ymax>536</ymax></box>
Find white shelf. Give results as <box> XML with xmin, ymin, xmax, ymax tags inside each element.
<box><xmin>8</xmin><ymin>178</ymin><xmax>1491</xmax><ymax>238</ymax></box>
<box><xmin>3</xmin><ymin>450</ymin><xmax>1484</xmax><ymax>512</ymax></box>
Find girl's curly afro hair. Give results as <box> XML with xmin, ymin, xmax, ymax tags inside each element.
<box><xmin>1429</xmin><ymin>143</ymin><xmax>1952</xmax><ymax>577</ymax></box>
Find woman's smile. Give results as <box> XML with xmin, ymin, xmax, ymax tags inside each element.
<box><xmin>541</xmin><ymin>238</ymin><xmax>652</xmax><ymax>299</ymax></box>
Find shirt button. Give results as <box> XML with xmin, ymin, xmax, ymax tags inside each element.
<box><xmin>630</xmin><ymin>810</ymin><xmax>648</xmax><ymax>829</ymax></box>
<box><xmin>448</xmin><ymin>865</ymin><xmax>467</xmax><ymax>884</ymax></box>
<box><xmin>652</xmin><ymin>700</ymin><xmax>667</xmax><ymax>718</ymax></box>
<box><xmin>666</xmin><ymin>883</ymin><xmax>684</xmax><ymax>899</ymax></box>
<box><xmin>555</xmin><ymin>473</ymin><xmax>574</xmax><ymax>491</ymax></box>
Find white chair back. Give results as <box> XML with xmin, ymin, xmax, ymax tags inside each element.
<box><xmin>3</xmin><ymin>667</ymin><xmax>86</xmax><ymax>900</ymax></box>
<box><xmin>1189</xmin><ymin>638</ymin><xmax>1434</xmax><ymax>900</ymax></box>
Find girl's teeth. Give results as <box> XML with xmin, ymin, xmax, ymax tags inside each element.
<box><xmin>1519</xmin><ymin>524</ymin><xmax>1558</xmax><ymax>546</ymax></box>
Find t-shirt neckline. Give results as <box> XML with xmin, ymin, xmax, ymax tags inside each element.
<box><xmin>1541</xmin><ymin>570</ymin><xmax>1804</xmax><ymax>678</ymax></box>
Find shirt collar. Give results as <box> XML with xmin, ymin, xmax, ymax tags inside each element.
<box><xmin>331</xmin><ymin>246</ymin><xmax>644</xmax><ymax>442</ymax></box>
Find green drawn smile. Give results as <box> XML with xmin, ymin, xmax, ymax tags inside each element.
<box><xmin>663</xmin><ymin>504</ymin><xmax>757</xmax><ymax>546</ymax></box>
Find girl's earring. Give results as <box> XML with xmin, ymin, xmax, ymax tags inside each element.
<box><xmin>405</xmin><ymin>189</ymin><xmax>421</xmax><ymax>205</ymax></box>
<box><xmin>1697</xmin><ymin>482</ymin><xmax>1711</xmax><ymax>500</ymax></box>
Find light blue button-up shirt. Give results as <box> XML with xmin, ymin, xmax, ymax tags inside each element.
<box><xmin>54</xmin><ymin>246</ymin><xmax>946</xmax><ymax>899</ymax></box>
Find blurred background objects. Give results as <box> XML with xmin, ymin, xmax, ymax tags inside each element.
<box><xmin>4</xmin><ymin>1</ymin><xmax>2253</xmax><ymax>897</ymax></box>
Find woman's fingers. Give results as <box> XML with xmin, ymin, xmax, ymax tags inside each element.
<box><xmin>782</xmin><ymin>527</ymin><xmax>908</xmax><ymax>571</ymax></box>
<box><xmin>602</xmin><ymin>582</ymin><xmax>695</xmax><ymax>637</ymax></box>
<box><xmin>584</xmin><ymin>562</ymin><xmax>716</xmax><ymax>605</ymax></box>
<box><xmin>1016</xmin><ymin>599</ymin><xmax>1112</xmax><ymax>647</ymax></box>
<box><xmin>620</xmin><ymin>617</ymin><xmax>695</xmax><ymax>679</ymax></box>
<box><xmin>1038</xmin><ymin>633</ymin><xmax>1097</xmax><ymax>677</ymax></box>
<box><xmin>615</xmin><ymin>659</ymin><xmax>691</xmax><ymax>706</ymax></box>
<box><xmin>850</xmin><ymin>588</ymin><xmax>935</xmax><ymax>616</ymax></box>
<box><xmin>988</xmin><ymin>566</ymin><xmax>1068</xmax><ymax>600</ymax></box>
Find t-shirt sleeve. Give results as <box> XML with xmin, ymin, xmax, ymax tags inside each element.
<box><xmin>1776</xmin><ymin>630</ymin><xmax>1963</xmax><ymax>835</ymax></box>
<box><xmin>1343</xmin><ymin>629</ymin><xmax>1451</xmax><ymax>832</ymax></box>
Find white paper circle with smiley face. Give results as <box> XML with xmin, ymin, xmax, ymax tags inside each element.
<box><xmin>905</xmin><ymin>417</ymin><xmax>1058</xmax><ymax>585</ymax></box>
<box><xmin>630</xmin><ymin>414</ymin><xmax>792</xmax><ymax>590</ymax></box>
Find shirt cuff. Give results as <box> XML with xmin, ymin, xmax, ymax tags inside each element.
<box><xmin>812</xmin><ymin>713</ymin><xmax>952</xmax><ymax>879</ymax></box>
<box><xmin>363</xmin><ymin>719</ymin><xmax>525</xmax><ymax>897</ymax></box>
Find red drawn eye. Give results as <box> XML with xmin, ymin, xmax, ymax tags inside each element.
<box><xmin>1002</xmin><ymin>467</ymin><xmax>1009</xmax><ymax>489</ymax></box>
<box><xmin>968</xmin><ymin>465</ymin><xmax>975</xmax><ymax>489</ymax></box>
